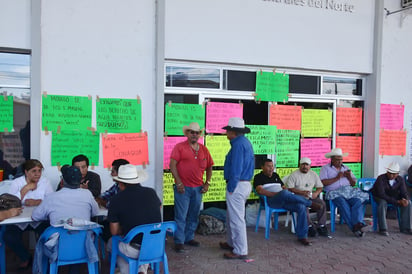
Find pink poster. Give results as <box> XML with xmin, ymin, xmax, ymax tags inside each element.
<box><xmin>163</xmin><ymin>136</ymin><xmax>204</xmax><ymax>169</ymax></box>
<box><xmin>206</xmin><ymin>102</ymin><xmax>243</xmax><ymax>133</ymax></box>
<box><xmin>380</xmin><ymin>103</ymin><xmax>404</xmax><ymax>130</ymax></box>
<box><xmin>300</xmin><ymin>138</ymin><xmax>331</xmax><ymax>167</ymax></box>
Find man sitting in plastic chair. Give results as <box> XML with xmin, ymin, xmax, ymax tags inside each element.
<box><xmin>253</xmin><ymin>159</ymin><xmax>321</xmax><ymax>246</ymax></box>
<box><xmin>107</xmin><ymin>164</ymin><xmax>161</xmax><ymax>274</ymax></box>
<box><xmin>371</xmin><ymin>162</ymin><xmax>412</xmax><ymax>236</ymax></box>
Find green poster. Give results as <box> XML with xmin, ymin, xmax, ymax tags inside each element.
<box><xmin>246</xmin><ymin>125</ymin><xmax>277</xmax><ymax>155</ymax></box>
<box><xmin>165</xmin><ymin>103</ymin><xmax>205</xmax><ymax>136</ymax></box>
<box><xmin>51</xmin><ymin>130</ymin><xmax>99</xmax><ymax>166</ymax></box>
<box><xmin>345</xmin><ymin>163</ymin><xmax>362</xmax><ymax>181</ymax></box>
<box><xmin>96</xmin><ymin>98</ymin><xmax>141</xmax><ymax>133</ymax></box>
<box><xmin>276</xmin><ymin>129</ymin><xmax>300</xmax><ymax>167</ymax></box>
<box><xmin>255</xmin><ymin>71</ymin><xmax>289</xmax><ymax>102</ymax></box>
<box><xmin>311</xmin><ymin>167</ymin><xmax>321</xmax><ymax>175</ymax></box>
<box><xmin>42</xmin><ymin>95</ymin><xmax>92</xmax><ymax>132</ymax></box>
<box><xmin>0</xmin><ymin>96</ymin><xmax>13</xmax><ymax>132</ymax></box>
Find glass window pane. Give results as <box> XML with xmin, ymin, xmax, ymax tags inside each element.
<box><xmin>0</xmin><ymin>52</ymin><xmax>31</xmax><ymax>180</ymax></box>
<box><xmin>223</xmin><ymin>70</ymin><xmax>256</xmax><ymax>91</ymax></box>
<box><xmin>323</xmin><ymin>77</ymin><xmax>362</xmax><ymax>96</ymax></box>
<box><xmin>166</xmin><ymin>66</ymin><xmax>220</xmax><ymax>89</ymax></box>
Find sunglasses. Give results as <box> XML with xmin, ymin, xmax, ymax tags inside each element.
<box><xmin>190</xmin><ymin>131</ymin><xmax>200</xmax><ymax>135</ymax></box>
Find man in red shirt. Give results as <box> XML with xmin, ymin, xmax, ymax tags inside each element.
<box><xmin>170</xmin><ymin>122</ymin><xmax>214</xmax><ymax>253</ymax></box>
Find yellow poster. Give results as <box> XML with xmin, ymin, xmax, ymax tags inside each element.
<box><xmin>205</xmin><ymin>135</ymin><xmax>230</xmax><ymax>166</ymax></box>
<box><xmin>301</xmin><ymin>109</ymin><xmax>332</xmax><ymax>137</ymax></box>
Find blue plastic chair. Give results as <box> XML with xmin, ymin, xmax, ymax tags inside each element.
<box><xmin>0</xmin><ymin>226</ymin><xmax>5</xmax><ymax>274</ymax></box>
<box><xmin>258</xmin><ymin>196</ymin><xmax>295</xmax><ymax>239</ymax></box>
<box><xmin>38</xmin><ymin>226</ymin><xmax>102</xmax><ymax>274</ymax></box>
<box><xmin>110</xmin><ymin>221</ymin><xmax>176</xmax><ymax>274</ymax></box>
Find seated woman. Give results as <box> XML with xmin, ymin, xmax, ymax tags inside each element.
<box><xmin>3</xmin><ymin>159</ymin><xmax>53</xmax><ymax>270</ymax></box>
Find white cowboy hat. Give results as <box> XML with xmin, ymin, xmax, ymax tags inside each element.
<box><xmin>222</xmin><ymin>117</ymin><xmax>251</xmax><ymax>133</ymax></box>
<box><xmin>386</xmin><ymin>162</ymin><xmax>400</xmax><ymax>174</ymax></box>
<box><xmin>325</xmin><ymin>148</ymin><xmax>348</xmax><ymax>159</ymax></box>
<box><xmin>113</xmin><ymin>164</ymin><xmax>148</xmax><ymax>184</ymax></box>
<box><xmin>182</xmin><ymin>122</ymin><xmax>203</xmax><ymax>135</ymax></box>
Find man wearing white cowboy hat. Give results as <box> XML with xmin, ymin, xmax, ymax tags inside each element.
<box><xmin>219</xmin><ymin>117</ymin><xmax>254</xmax><ymax>259</ymax></box>
<box><xmin>169</xmin><ymin>122</ymin><xmax>214</xmax><ymax>253</ymax></box>
<box><xmin>320</xmin><ymin>148</ymin><xmax>369</xmax><ymax>237</ymax></box>
<box><xmin>371</xmin><ymin>162</ymin><xmax>412</xmax><ymax>236</ymax></box>
<box><xmin>108</xmin><ymin>164</ymin><xmax>161</xmax><ymax>274</ymax></box>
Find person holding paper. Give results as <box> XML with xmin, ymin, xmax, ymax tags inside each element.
<box><xmin>286</xmin><ymin>157</ymin><xmax>329</xmax><ymax>237</ymax></box>
<box><xmin>220</xmin><ymin>117</ymin><xmax>254</xmax><ymax>258</ymax></box>
<box><xmin>169</xmin><ymin>122</ymin><xmax>214</xmax><ymax>253</ymax></box>
<box><xmin>320</xmin><ymin>148</ymin><xmax>369</xmax><ymax>237</ymax></box>
<box><xmin>371</xmin><ymin>162</ymin><xmax>412</xmax><ymax>236</ymax></box>
<box><xmin>254</xmin><ymin>159</ymin><xmax>321</xmax><ymax>246</ymax></box>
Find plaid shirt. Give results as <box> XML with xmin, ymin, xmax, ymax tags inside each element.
<box><xmin>100</xmin><ymin>182</ymin><xmax>120</xmax><ymax>207</ymax></box>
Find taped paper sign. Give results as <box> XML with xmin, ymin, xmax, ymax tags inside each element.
<box><xmin>206</xmin><ymin>102</ymin><xmax>243</xmax><ymax>133</ymax></box>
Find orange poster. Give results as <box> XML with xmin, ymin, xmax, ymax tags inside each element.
<box><xmin>102</xmin><ymin>132</ymin><xmax>149</xmax><ymax>168</ymax></box>
<box><xmin>336</xmin><ymin>107</ymin><xmax>363</xmax><ymax>134</ymax></box>
<box><xmin>336</xmin><ymin>136</ymin><xmax>362</xmax><ymax>162</ymax></box>
<box><xmin>379</xmin><ymin>130</ymin><xmax>407</xmax><ymax>156</ymax></box>
<box><xmin>269</xmin><ymin>104</ymin><xmax>302</xmax><ymax>131</ymax></box>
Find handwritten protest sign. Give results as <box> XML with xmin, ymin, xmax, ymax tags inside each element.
<box><xmin>165</xmin><ymin>103</ymin><xmax>205</xmax><ymax>135</ymax></box>
<box><xmin>255</xmin><ymin>71</ymin><xmax>289</xmax><ymax>102</ymax></box>
<box><xmin>248</xmin><ymin>169</ymin><xmax>262</xmax><ymax>200</ymax></box>
<box><xmin>269</xmin><ymin>104</ymin><xmax>302</xmax><ymax>130</ymax></box>
<box><xmin>311</xmin><ymin>167</ymin><xmax>321</xmax><ymax>175</ymax></box>
<box><xmin>205</xmin><ymin>135</ymin><xmax>230</xmax><ymax>166</ymax></box>
<box><xmin>379</xmin><ymin>129</ymin><xmax>407</xmax><ymax>156</ymax></box>
<box><xmin>336</xmin><ymin>136</ymin><xmax>362</xmax><ymax>162</ymax></box>
<box><xmin>51</xmin><ymin>131</ymin><xmax>99</xmax><ymax>166</ymax></box>
<box><xmin>206</xmin><ymin>102</ymin><xmax>243</xmax><ymax>133</ymax></box>
<box><xmin>300</xmin><ymin>138</ymin><xmax>331</xmax><ymax>166</ymax></box>
<box><xmin>345</xmin><ymin>163</ymin><xmax>362</xmax><ymax>180</ymax></box>
<box><xmin>380</xmin><ymin>104</ymin><xmax>404</xmax><ymax>130</ymax></box>
<box><xmin>96</xmin><ymin>98</ymin><xmax>141</xmax><ymax>133</ymax></box>
<box><xmin>163</xmin><ymin>170</ymin><xmax>228</xmax><ymax>205</ymax></box>
<box><xmin>336</xmin><ymin>107</ymin><xmax>363</xmax><ymax>134</ymax></box>
<box><xmin>163</xmin><ymin>137</ymin><xmax>204</xmax><ymax>169</ymax></box>
<box><xmin>276</xmin><ymin>167</ymin><xmax>298</xmax><ymax>180</ymax></box>
<box><xmin>42</xmin><ymin>95</ymin><xmax>92</xmax><ymax>132</ymax></box>
<box><xmin>275</xmin><ymin>130</ymin><xmax>300</xmax><ymax>167</ymax></box>
<box><xmin>102</xmin><ymin>132</ymin><xmax>149</xmax><ymax>167</ymax></box>
<box><xmin>0</xmin><ymin>96</ymin><xmax>13</xmax><ymax>132</ymax></box>
<box><xmin>246</xmin><ymin>125</ymin><xmax>277</xmax><ymax>154</ymax></box>
<box><xmin>301</xmin><ymin>109</ymin><xmax>332</xmax><ymax>137</ymax></box>
<box><xmin>1</xmin><ymin>133</ymin><xmax>24</xmax><ymax>167</ymax></box>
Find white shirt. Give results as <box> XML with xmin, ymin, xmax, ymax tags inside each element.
<box><xmin>8</xmin><ymin>175</ymin><xmax>53</xmax><ymax>204</ymax></box>
<box><xmin>32</xmin><ymin>187</ymin><xmax>99</xmax><ymax>226</ymax></box>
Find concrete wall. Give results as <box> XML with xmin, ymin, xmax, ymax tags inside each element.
<box><xmin>0</xmin><ymin>0</ymin><xmax>31</xmax><ymax>49</ymax></box>
<box><xmin>165</xmin><ymin>0</ymin><xmax>375</xmax><ymax>73</ymax></box>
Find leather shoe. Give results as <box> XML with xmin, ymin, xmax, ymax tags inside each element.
<box><xmin>308</xmin><ymin>226</ymin><xmax>317</xmax><ymax>237</ymax></box>
<box><xmin>223</xmin><ymin>251</ymin><xmax>247</xmax><ymax>260</ymax></box>
<box><xmin>184</xmin><ymin>239</ymin><xmax>200</xmax><ymax>247</ymax></box>
<box><xmin>379</xmin><ymin>230</ymin><xmax>389</xmax><ymax>236</ymax></box>
<box><xmin>219</xmin><ymin>242</ymin><xmax>234</xmax><ymax>251</ymax></box>
<box><xmin>298</xmin><ymin>238</ymin><xmax>312</xmax><ymax>246</ymax></box>
<box><xmin>174</xmin><ymin>243</ymin><xmax>185</xmax><ymax>253</ymax></box>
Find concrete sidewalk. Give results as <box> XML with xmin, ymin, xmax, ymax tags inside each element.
<box><xmin>5</xmin><ymin>218</ymin><xmax>412</xmax><ymax>273</ymax></box>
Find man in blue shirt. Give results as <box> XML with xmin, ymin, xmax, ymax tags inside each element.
<box><xmin>220</xmin><ymin>117</ymin><xmax>254</xmax><ymax>260</ymax></box>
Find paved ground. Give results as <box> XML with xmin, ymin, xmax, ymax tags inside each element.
<box><xmin>5</xmin><ymin>217</ymin><xmax>412</xmax><ymax>273</ymax></box>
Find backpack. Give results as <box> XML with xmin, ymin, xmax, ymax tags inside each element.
<box><xmin>196</xmin><ymin>214</ymin><xmax>226</xmax><ymax>235</ymax></box>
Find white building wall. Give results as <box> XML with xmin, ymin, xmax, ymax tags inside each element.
<box><xmin>33</xmin><ymin>0</ymin><xmax>159</xmax><ymax>191</ymax></box>
<box><xmin>0</xmin><ymin>0</ymin><xmax>31</xmax><ymax>49</ymax></box>
<box><xmin>165</xmin><ymin>0</ymin><xmax>375</xmax><ymax>73</ymax></box>
<box><xmin>377</xmin><ymin>0</ymin><xmax>412</xmax><ymax>176</ymax></box>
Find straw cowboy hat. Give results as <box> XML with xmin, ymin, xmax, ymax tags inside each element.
<box><xmin>182</xmin><ymin>122</ymin><xmax>203</xmax><ymax>135</ymax></box>
<box><xmin>222</xmin><ymin>117</ymin><xmax>251</xmax><ymax>133</ymax></box>
<box><xmin>386</xmin><ymin>162</ymin><xmax>400</xmax><ymax>174</ymax></box>
<box><xmin>113</xmin><ymin>164</ymin><xmax>148</xmax><ymax>184</ymax></box>
<box><xmin>325</xmin><ymin>148</ymin><xmax>348</xmax><ymax>158</ymax></box>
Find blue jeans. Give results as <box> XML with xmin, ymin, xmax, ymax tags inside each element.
<box><xmin>173</xmin><ymin>185</ymin><xmax>203</xmax><ymax>244</ymax></box>
<box><xmin>332</xmin><ymin>196</ymin><xmax>364</xmax><ymax>230</ymax></box>
<box><xmin>267</xmin><ymin>190</ymin><xmax>311</xmax><ymax>239</ymax></box>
